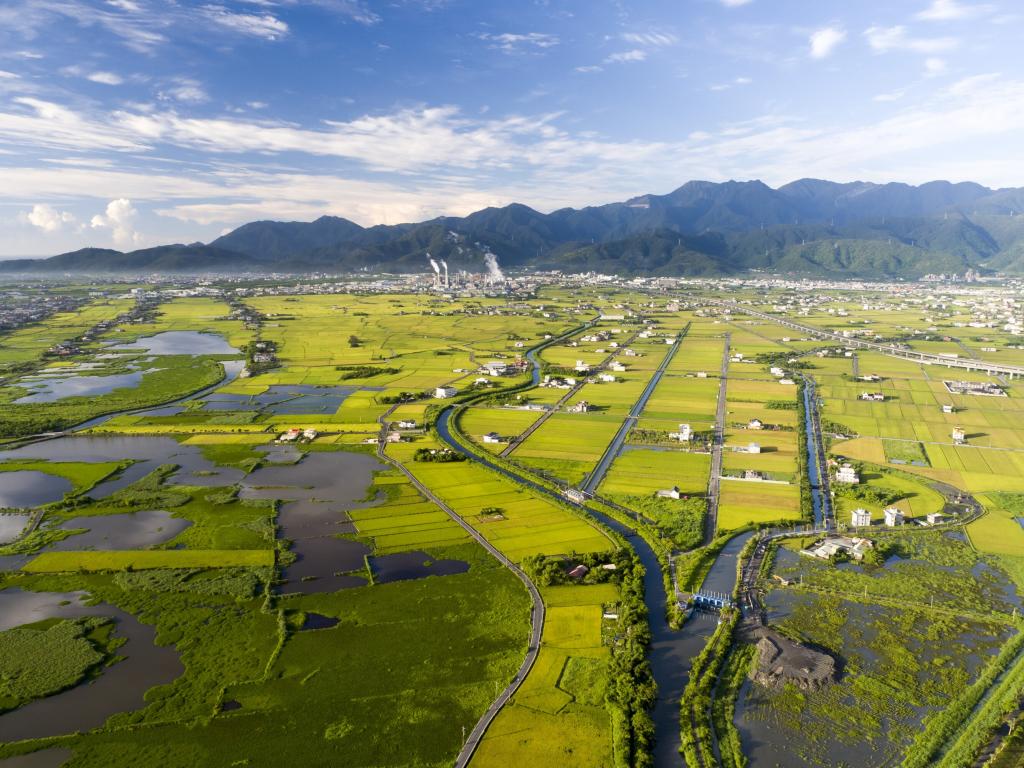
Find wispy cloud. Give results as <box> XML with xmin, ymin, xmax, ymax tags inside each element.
<box><xmin>917</xmin><ymin>0</ymin><xmax>994</xmax><ymax>21</ymax></box>
<box><xmin>605</xmin><ymin>49</ymin><xmax>647</xmax><ymax>64</ymax></box>
<box><xmin>719</xmin><ymin>0</ymin><xmax>753</xmax><ymax>6</ymax></box>
<box><xmin>621</xmin><ymin>31</ymin><xmax>677</xmax><ymax>47</ymax></box>
<box><xmin>86</xmin><ymin>71</ymin><xmax>124</xmax><ymax>85</ymax></box>
<box><xmin>809</xmin><ymin>26</ymin><xmax>846</xmax><ymax>59</ymax></box>
<box><xmin>159</xmin><ymin>77</ymin><xmax>209</xmax><ymax>103</ymax></box>
<box><xmin>477</xmin><ymin>32</ymin><xmax>559</xmax><ymax>53</ymax></box>
<box><xmin>865</xmin><ymin>25</ymin><xmax>959</xmax><ymax>54</ymax></box>
<box><xmin>202</xmin><ymin>5</ymin><xmax>289</xmax><ymax>40</ymax></box>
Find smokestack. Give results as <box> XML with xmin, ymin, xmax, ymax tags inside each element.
<box><xmin>440</xmin><ymin>260</ymin><xmax>449</xmax><ymax>289</ymax></box>
<box><xmin>427</xmin><ymin>253</ymin><xmax>440</xmax><ymax>288</ymax></box>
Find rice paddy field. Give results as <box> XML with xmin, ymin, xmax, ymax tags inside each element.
<box><xmin>5</xmin><ymin>282</ymin><xmax>1024</xmax><ymax>768</ymax></box>
<box><xmin>472</xmin><ymin>583</ymin><xmax>620</xmax><ymax>768</ymax></box>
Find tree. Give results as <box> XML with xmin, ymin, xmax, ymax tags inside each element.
<box><xmin>348</xmin><ymin>335</ymin><xmax>360</xmax><ymax>347</ymax></box>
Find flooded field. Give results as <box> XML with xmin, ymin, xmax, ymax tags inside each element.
<box><xmin>369</xmin><ymin>550</ymin><xmax>470</xmax><ymax>583</ymax></box>
<box><xmin>0</xmin><ymin>514</ymin><xmax>31</xmax><ymax>544</ymax></box>
<box><xmin>14</xmin><ymin>369</ymin><xmax>147</xmax><ymax>404</ymax></box>
<box><xmin>0</xmin><ymin>471</ymin><xmax>72</xmax><ymax>508</ymax></box>
<box><xmin>0</xmin><ymin>436</ymin><xmax>245</xmax><ymax>495</ymax></box>
<box><xmin>109</xmin><ymin>331</ymin><xmax>239</xmax><ymax>356</ymax></box>
<box><xmin>0</xmin><ymin>589</ymin><xmax>183</xmax><ymax>743</ymax></box>
<box><xmin>49</xmin><ymin>510</ymin><xmax>191</xmax><ymax>551</ymax></box>
<box><xmin>735</xmin><ymin>541</ymin><xmax>1018</xmax><ymax>768</ymax></box>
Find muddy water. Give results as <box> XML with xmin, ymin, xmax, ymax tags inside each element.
<box><xmin>0</xmin><ymin>588</ymin><xmax>183</xmax><ymax>743</ymax></box>
<box><xmin>0</xmin><ymin>471</ymin><xmax>72</xmax><ymax>508</ymax></box>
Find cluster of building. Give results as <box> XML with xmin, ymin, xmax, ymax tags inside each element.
<box><xmin>278</xmin><ymin>428</ymin><xmax>318</xmax><ymax>443</ymax></box>
<box><xmin>943</xmin><ymin>380</ymin><xmax>1007</xmax><ymax>397</ymax></box>
<box><xmin>801</xmin><ymin>535</ymin><xmax>874</xmax><ymax>561</ymax></box>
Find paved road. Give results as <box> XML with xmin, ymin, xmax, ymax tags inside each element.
<box><xmin>711</xmin><ymin>300</ymin><xmax>1024</xmax><ymax>377</ymax></box>
<box><xmin>374</xmin><ymin>405</ymin><xmax>545</xmax><ymax>768</ymax></box>
<box><xmin>501</xmin><ymin>330</ymin><xmax>641</xmax><ymax>458</ymax></box>
<box><xmin>704</xmin><ymin>333</ymin><xmax>731</xmax><ymax>543</ymax></box>
<box><xmin>581</xmin><ymin>326</ymin><xmax>688</xmax><ymax>494</ymax></box>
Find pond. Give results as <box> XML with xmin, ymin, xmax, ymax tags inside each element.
<box><xmin>0</xmin><ymin>588</ymin><xmax>183</xmax><ymax>743</ymax></box>
<box><xmin>13</xmin><ymin>369</ymin><xmax>147</xmax><ymax>404</ymax></box>
<box><xmin>369</xmin><ymin>550</ymin><xmax>470</xmax><ymax>584</ymax></box>
<box><xmin>0</xmin><ymin>471</ymin><xmax>72</xmax><ymax>508</ymax></box>
<box><xmin>0</xmin><ymin>436</ymin><xmax>244</xmax><ymax>498</ymax></box>
<box><xmin>109</xmin><ymin>330</ymin><xmax>239</xmax><ymax>356</ymax></box>
<box><xmin>0</xmin><ymin>514</ymin><xmax>32</xmax><ymax>544</ymax></box>
<box><xmin>198</xmin><ymin>385</ymin><xmax>361</xmax><ymax>415</ymax></box>
<box><xmin>240</xmin><ymin>451</ymin><xmax>386</xmax><ymax>595</ymax></box>
<box><xmin>300</xmin><ymin>613</ymin><xmax>340</xmax><ymax>631</ymax></box>
<box><xmin>48</xmin><ymin>510</ymin><xmax>191</xmax><ymax>551</ymax></box>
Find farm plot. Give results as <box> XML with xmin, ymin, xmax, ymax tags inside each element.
<box><xmin>472</xmin><ymin>583</ymin><xmax>619</xmax><ymax>768</ymax></box>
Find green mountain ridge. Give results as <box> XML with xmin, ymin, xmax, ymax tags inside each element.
<box><xmin>6</xmin><ymin>178</ymin><xmax>1024</xmax><ymax>277</ymax></box>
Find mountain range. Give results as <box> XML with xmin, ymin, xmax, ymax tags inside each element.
<box><xmin>8</xmin><ymin>178</ymin><xmax>1024</xmax><ymax>278</ymax></box>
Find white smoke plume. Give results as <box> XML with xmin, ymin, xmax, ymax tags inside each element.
<box><xmin>440</xmin><ymin>259</ymin><xmax>449</xmax><ymax>285</ymax></box>
<box><xmin>427</xmin><ymin>253</ymin><xmax>440</xmax><ymax>274</ymax></box>
<box><xmin>484</xmin><ymin>251</ymin><xmax>504</xmax><ymax>281</ymax></box>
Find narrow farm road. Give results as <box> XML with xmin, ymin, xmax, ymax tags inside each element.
<box><xmin>374</xmin><ymin>405</ymin><xmax>545</xmax><ymax>768</ymax></box>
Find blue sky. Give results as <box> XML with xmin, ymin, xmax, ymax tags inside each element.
<box><xmin>0</xmin><ymin>0</ymin><xmax>1020</xmax><ymax>256</ymax></box>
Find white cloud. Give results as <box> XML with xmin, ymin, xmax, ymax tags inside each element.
<box><xmin>202</xmin><ymin>5</ymin><xmax>289</xmax><ymax>40</ymax></box>
<box><xmin>23</xmin><ymin>203</ymin><xmax>75</xmax><ymax>232</ymax></box>
<box><xmin>6</xmin><ymin>75</ymin><xmax>1024</xmax><ymax>242</ymax></box>
<box><xmin>0</xmin><ymin>70</ymin><xmax>17</xmax><ymax>79</ymax></box>
<box><xmin>809</xmin><ymin>26</ymin><xmax>846</xmax><ymax>59</ymax></box>
<box><xmin>917</xmin><ymin>0</ymin><xmax>994</xmax><ymax>21</ymax></box>
<box><xmin>90</xmin><ymin>198</ymin><xmax>140</xmax><ymax>248</ymax></box>
<box><xmin>720</xmin><ymin>0</ymin><xmax>753</xmax><ymax>6</ymax></box>
<box><xmin>106</xmin><ymin>0</ymin><xmax>141</xmax><ymax>11</ymax></box>
<box><xmin>477</xmin><ymin>32</ymin><xmax>559</xmax><ymax>53</ymax></box>
<box><xmin>0</xmin><ymin>97</ymin><xmax>147</xmax><ymax>151</ymax></box>
<box><xmin>605</xmin><ymin>49</ymin><xmax>647</xmax><ymax>64</ymax></box>
<box><xmin>575</xmin><ymin>65</ymin><xmax>603</xmax><ymax>73</ymax></box>
<box><xmin>925</xmin><ymin>57</ymin><xmax>947</xmax><ymax>75</ymax></box>
<box><xmin>86</xmin><ymin>71</ymin><xmax>124</xmax><ymax>85</ymax></box>
<box><xmin>247</xmin><ymin>101</ymin><xmax>268</xmax><ymax>109</ymax></box>
<box><xmin>865</xmin><ymin>25</ymin><xmax>958</xmax><ymax>54</ymax></box>
<box><xmin>621</xmin><ymin>31</ymin><xmax>677</xmax><ymax>47</ymax></box>
<box><xmin>159</xmin><ymin>78</ymin><xmax>209</xmax><ymax>103</ymax></box>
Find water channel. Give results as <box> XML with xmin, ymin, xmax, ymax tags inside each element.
<box><xmin>435</xmin><ymin>406</ymin><xmax>754</xmax><ymax>767</ymax></box>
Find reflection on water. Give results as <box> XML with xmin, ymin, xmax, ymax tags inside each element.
<box><xmin>369</xmin><ymin>550</ymin><xmax>470</xmax><ymax>583</ymax></box>
<box><xmin>0</xmin><ymin>588</ymin><xmax>183</xmax><ymax>743</ymax></box>
<box><xmin>109</xmin><ymin>331</ymin><xmax>239</xmax><ymax>356</ymax></box>
<box><xmin>0</xmin><ymin>471</ymin><xmax>72</xmax><ymax>508</ymax></box>
<box><xmin>14</xmin><ymin>369</ymin><xmax>147</xmax><ymax>404</ymax></box>
<box><xmin>49</xmin><ymin>510</ymin><xmax>191</xmax><ymax>551</ymax></box>
<box><xmin>0</xmin><ymin>514</ymin><xmax>32</xmax><ymax>544</ymax></box>
<box><xmin>0</xmin><ymin>436</ymin><xmax>245</xmax><ymax>498</ymax></box>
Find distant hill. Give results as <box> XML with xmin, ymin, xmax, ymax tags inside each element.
<box><xmin>7</xmin><ymin>178</ymin><xmax>1024</xmax><ymax>278</ymax></box>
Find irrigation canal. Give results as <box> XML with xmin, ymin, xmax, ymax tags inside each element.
<box><xmin>436</xmin><ymin>404</ymin><xmax>754</xmax><ymax>767</ymax></box>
